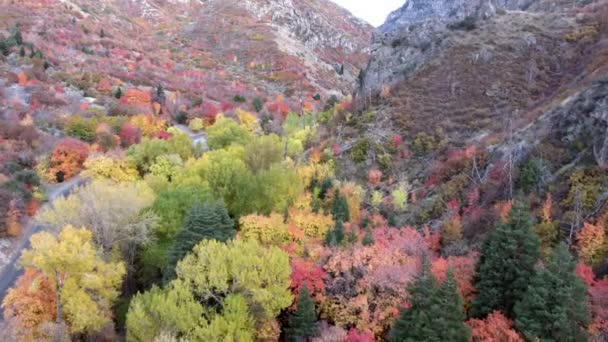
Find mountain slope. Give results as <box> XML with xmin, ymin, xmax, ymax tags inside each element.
<box><xmin>0</xmin><ymin>0</ymin><xmax>372</xmax><ymax>105</ymax></box>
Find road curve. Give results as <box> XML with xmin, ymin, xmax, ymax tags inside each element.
<box><xmin>0</xmin><ymin>176</ymin><xmax>87</xmax><ymax>308</ymax></box>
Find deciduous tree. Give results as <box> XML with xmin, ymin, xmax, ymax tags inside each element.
<box><xmin>21</xmin><ymin>226</ymin><xmax>125</xmax><ymax>334</ymax></box>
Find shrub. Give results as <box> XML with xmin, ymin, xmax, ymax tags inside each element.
<box><xmin>252</xmin><ymin>97</ymin><xmax>264</xmax><ymax>112</ymax></box>
<box><xmin>233</xmin><ymin>94</ymin><xmax>246</xmax><ymax>103</ymax></box>
<box><xmin>448</xmin><ymin>16</ymin><xmax>477</xmax><ymax>31</ymax></box>
<box><xmin>188</xmin><ymin>118</ymin><xmax>204</xmax><ymax>132</ymax></box>
<box><xmin>351</xmin><ymin>138</ymin><xmax>370</xmax><ymax>163</ymax></box>
<box><xmin>412</xmin><ymin>132</ymin><xmax>438</xmax><ymax>155</ymax></box>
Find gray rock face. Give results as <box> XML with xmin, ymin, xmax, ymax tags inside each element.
<box><xmin>553</xmin><ymin>78</ymin><xmax>608</xmax><ymax>169</ymax></box>
<box><xmin>356</xmin><ymin>0</ymin><xmax>565</xmax><ymax>106</ymax></box>
<box><xmin>379</xmin><ymin>0</ymin><xmax>537</xmax><ymax>34</ymax></box>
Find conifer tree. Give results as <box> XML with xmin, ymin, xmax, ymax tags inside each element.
<box><xmin>289</xmin><ymin>284</ymin><xmax>316</xmax><ymax>341</ymax></box>
<box><xmin>115</xmin><ymin>87</ymin><xmax>122</xmax><ymax>99</ymax></box>
<box><xmin>331</xmin><ymin>189</ymin><xmax>349</xmax><ymax>223</ymax></box>
<box><xmin>362</xmin><ymin>227</ymin><xmax>374</xmax><ymax>246</ymax></box>
<box><xmin>164</xmin><ymin>202</ymin><xmax>235</xmax><ymax>282</ymax></box>
<box><xmin>514</xmin><ymin>243</ymin><xmax>589</xmax><ymax>341</ymax></box>
<box><xmin>19</xmin><ymin>46</ymin><xmax>24</xmax><ymax>57</ymax></box>
<box><xmin>325</xmin><ymin>220</ymin><xmax>344</xmax><ymax>247</ymax></box>
<box><xmin>471</xmin><ymin>203</ymin><xmax>540</xmax><ymax>318</ymax></box>
<box><xmin>433</xmin><ymin>270</ymin><xmax>470</xmax><ymax>342</ymax></box>
<box><xmin>391</xmin><ymin>260</ymin><xmax>470</xmax><ymax>341</ymax></box>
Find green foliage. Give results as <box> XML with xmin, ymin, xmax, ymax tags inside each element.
<box><xmin>562</xmin><ymin>168</ymin><xmax>604</xmax><ymax>213</ymax></box>
<box><xmin>362</xmin><ymin>227</ymin><xmax>374</xmax><ymax>246</ymax></box>
<box><xmin>243</xmin><ymin>134</ymin><xmax>283</xmax><ymax>173</ymax></box>
<box><xmin>351</xmin><ymin>138</ymin><xmax>370</xmax><ymax>163</ymax></box>
<box><xmin>289</xmin><ymin>284</ymin><xmax>317</xmax><ymax>341</ymax></box>
<box><xmin>252</xmin><ymin>97</ymin><xmax>264</xmax><ymax>112</ymax></box>
<box><xmin>150</xmin><ymin>185</ymin><xmax>214</xmax><ymax>240</ymax></box>
<box><xmin>514</xmin><ymin>243</ymin><xmax>589</xmax><ymax>341</ymax></box>
<box><xmin>325</xmin><ymin>220</ymin><xmax>345</xmax><ymax>247</ymax></box>
<box><xmin>534</xmin><ymin>220</ymin><xmax>559</xmax><ymax>259</ymax></box>
<box><xmin>471</xmin><ymin>203</ymin><xmax>540</xmax><ymax>318</ymax></box>
<box><xmin>412</xmin><ymin>132</ymin><xmax>438</xmax><ymax>155</ymax></box>
<box><xmin>233</xmin><ymin>94</ymin><xmax>246</xmax><ymax>103</ymax></box>
<box><xmin>126</xmin><ymin>281</ymin><xmax>203</xmax><ymax>341</ymax></box>
<box><xmin>65</xmin><ymin>115</ymin><xmax>96</xmax><ymax>142</ymax></box>
<box><xmin>324</xmin><ymin>95</ymin><xmax>339</xmax><ymax>111</ymax></box>
<box><xmin>164</xmin><ymin>202</ymin><xmax>235</xmax><ymax>282</ymax></box>
<box><xmin>331</xmin><ymin>189</ymin><xmax>350</xmax><ymax>223</ymax></box>
<box><xmin>390</xmin><ymin>260</ymin><xmax>469</xmax><ymax>342</ymax></box>
<box><xmin>19</xmin><ymin>46</ymin><xmax>24</xmax><ymax>57</ymax></box>
<box><xmin>370</xmin><ymin>190</ymin><xmax>383</xmax><ymax>210</ymax></box>
<box><xmin>206</xmin><ymin>117</ymin><xmax>252</xmax><ymax>150</ymax></box>
<box><xmin>176</xmin><ymin>239</ymin><xmax>292</xmax><ymax>323</ymax></box>
<box><xmin>378</xmin><ymin>153</ymin><xmax>392</xmax><ymax>172</ymax></box>
<box><xmin>188</xmin><ymin>118</ymin><xmax>204</xmax><ymax>132</ymax></box>
<box><xmin>115</xmin><ymin>87</ymin><xmax>122</xmax><ymax>99</ymax></box>
<box><xmin>519</xmin><ymin>159</ymin><xmax>543</xmax><ymax>194</ymax></box>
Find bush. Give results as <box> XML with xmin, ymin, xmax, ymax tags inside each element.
<box><xmin>412</xmin><ymin>132</ymin><xmax>438</xmax><ymax>155</ymax></box>
<box><xmin>233</xmin><ymin>94</ymin><xmax>246</xmax><ymax>103</ymax></box>
<box><xmin>188</xmin><ymin>118</ymin><xmax>204</xmax><ymax>132</ymax></box>
<box><xmin>448</xmin><ymin>16</ymin><xmax>477</xmax><ymax>31</ymax></box>
<box><xmin>351</xmin><ymin>138</ymin><xmax>370</xmax><ymax>163</ymax></box>
<box><xmin>252</xmin><ymin>97</ymin><xmax>264</xmax><ymax>112</ymax></box>
<box><xmin>65</xmin><ymin>115</ymin><xmax>96</xmax><ymax>143</ymax></box>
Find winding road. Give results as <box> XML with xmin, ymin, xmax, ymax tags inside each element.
<box><xmin>0</xmin><ymin>176</ymin><xmax>87</xmax><ymax>306</ymax></box>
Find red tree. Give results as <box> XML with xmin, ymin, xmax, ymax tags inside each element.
<box><xmin>49</xmin><ymin>138</ymin><xmax>89</xmax><ymax>181</ymax></box>
<box><xmin>119</xmin><ymin>123</ymin><xmax>141</xmax><ymax>147</ymax></box>
<box><xmin>290</xmin><ymin>258</ymin><xmax>327</xmax><ymax>302</ymax></box>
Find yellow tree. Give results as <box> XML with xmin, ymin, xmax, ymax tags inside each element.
<box><xmin>21</xmin><ymin>225</ymin><xmax>125</xmax><ymax>334</ymax></box>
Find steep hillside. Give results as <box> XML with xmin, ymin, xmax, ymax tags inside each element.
<box><xmin>332</xmin><ymin>0</ymin><xmax>608</xmax><ymax>240</ymax></box>
<box><xmin>0</xmin><ymin>0</ymin><xmax>372</xmax><ymax>104</ymax></box>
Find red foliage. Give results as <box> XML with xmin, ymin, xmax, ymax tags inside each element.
<box><xmin>155</xmin><ymin>131</ymin><xmax>172</xmax><ymax>140</ymax></box>
<box><xmin>431</xmin><ymin>252</ymin><xmax>478</xmax><ymax>301</ymax></box>
<box><xmin>368</xmin><ymin>169</ymin><xmax>382</xmax><ymax>187</ymax></box>
<box><xmin>466</xmin><ymin>311</ymin><xmax>522</xmax><ymax>342</ymax></box>
<box><xmin>119</xmin><ymin>123</ymin><xmax>141</xmax><ymax>147</ymax></box>
<box><xmin>200</xmin><ymin>102</ymin><xmax>219</xmax><ymax>124</ymax></box>
<box><xmin>391</xmin><ymin>134</ymin><xmax>403</xmax><ymax>149</ymax></box>
<box><xmin>576</xmin><ymin>262</ymin><xmax>608</xmax><ymax>334</ymax></box>
<box><xmin>290</xmin><ymin>258</ymin><xmax>327</xmax><ymax>302</ymax></box>
<box><xmin>345</xmin><ymin>328</ymin><xmax>374</xmax><ymax>342</ymax></box>
<box><xmin>49</xmin><ymin>138</ymin><xmax>89</xmax><ymax>181</ymax></box>
<box><xmin>120</xmin><ymin>89</ymin><xmax>152</xmax><ymax>106</ymax></box>
<box><xmin>332</xmin><ymin>144</ymin><xmax>341</xmax><ymax>156</ymax></box>
<box><xmin>220</xmin><ymin>101</ymin><xmax>233</xmax><ymax>112</ymax></box>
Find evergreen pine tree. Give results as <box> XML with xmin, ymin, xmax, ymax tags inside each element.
<box><xmin>325</xmin><ymin>220</ymin><xmax>345</xmax><ymax>247</ymax></box>
<box><xmin>331</xmin><ymin>189</ymin><xmax>349</xmax><ymax>223</ymax></box>
<box><xmin>514</xmin><ymin>243</ymin><xmax>589</xmax><ymax>341</ymax></box>
<box><xmin>289</xmin><ymin>284</ymin><xmax>317</xmax><ymax>341</ymax></box>
<box><xmin>390</xmin><ymin>258</ymin><xmax>439</xmax><ymax>341</ymax></box>
<box><xmin>155</xmin><ymin>84</ymin><xmax>165</xmax><ymax>104</ymax></box>
<box><xmin>115</xmin><ymin>87</ymin><xmax>122</xmax><ymax>99</ymax></box>
<box><xmin>19</xmin><ymin>46</ymin><xmax>24</xmax><ymax>57</ymax></box>
<box><xmin>100</xmin><ymin>29</ymin><xmax>105</xmax><ymax>38</ymax></box>
<box><xmin>433</xmin><ymin>270</ymin><xmax>470</xmax><ymax>341</ymax></box>
<box><xmin>362</xmin><ymin>227</ymin><xmax>374</xmax><ymax>246</ymax></box>
<box><xmin>318</xmin><ymin>177</ymin><xmax>332</xmax><ymax>200</ymax></box>
<box><xmin>471</xmin><ymin>202</ymin><xmax>540</xmax><ymax>318</ymax></box>
<box><xmin>14</xmin><ymin>29</ymin><xmax>22</xmax><ymax>45</ymax></box>
<box><xmin>163</xmin><ymin>202</ymin><xmax>235</xmax><ymax>282</ymax></box>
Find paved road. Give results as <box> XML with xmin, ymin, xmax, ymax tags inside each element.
<box><xmin>0</xmin><ymin>176</ymin><xmax>86</xmax><ymax>306</ymax></box>
<box><xmin>174</xmin><ymin>124</ymin><xmax>208</xmax><ymax>150</ymax></box>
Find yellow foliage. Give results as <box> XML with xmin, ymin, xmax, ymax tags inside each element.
<box><xmin>236</xmin><ymin>108</ymin><xmax>259</xmax><ymax>132</ymax></box>
<box><xmin>340</xmin><ymin>182</ymin><xmax>364</xmax><ymax>224</ymax></box>
<box><xmin>83</xmin><ymin>154</ymin><xmax>139</xmax><ymax>182</ymax></box>
<box><xmin>239</xmin><ymin>213</ymin><xmax>289</xmax><ymax>246</ymax></box>
<box><xmin>287</xmin><ymin>203</ymin><xmax>333</xmax><ymax>240</ymax></box>
<box><xmin>129</xmin><ymin>114</ymin><xmax>166</xmax><ymax>138</ymax></box>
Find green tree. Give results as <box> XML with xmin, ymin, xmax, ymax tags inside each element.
<box><xmin>126</xmin><ymin>280</ymin><xmax>204</xmax><ymax>341</ymax></box>
<box><xmin>115</xmin><ymin>87</ymin><xmax>122</xmax><ymax>99</ymax></box>
<box><xmin>514</xmin><ymin>243</ymin><xmax>589</xmax><ymax>341</ymax></box>
<box><xmin>252</xmin><ymin>97</ymin><xmax>264</xmax><ymax>112</ymax></box>
<box><xmin>164</xmin><ymin>202</ymin><xmax>235</xmax><ymax>282</ymax></box>
<box><xmin>331</xmin><ymin>189</ymin><xmax>350</xmax><ymax>223</ymax></box>
<box><xmin>325</xmin><ymin>220</ymin><xmax>344</xmax><ymax>247</ymax></box>
<box><xmin>176</xmin><ymin>239</ymin><xmax>292</xmax><ymax>338</ymax></box>
<box><xmin>206</xmin><ymin>117</ymin><xmax>252</xmax><ymax>150</ymax></box>
<box><xmin>362</xmin><ymin>227</ymin><xmax>374</xmax><ymax>246</ymax></box>
<box><xmin>390</xmin><ymin>260</ymin><xmax>469</xmax><ymax>341</ymax></box>
<box><xmin>289</xmin><ymin>284</ymin><xmax>316</xmax><ymax>341</ymax></box>
<box><xmin>471</xmin><ymin>203</ymin><xmax>540</xmax><ymax>318</ymax></box>
<box><xmin>19</xmin><ymin>46</ymin><xmax>24</xmax><ymax>57</ymax></box>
